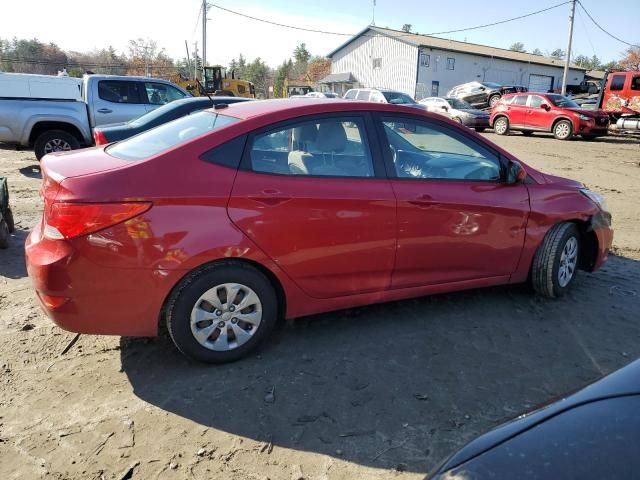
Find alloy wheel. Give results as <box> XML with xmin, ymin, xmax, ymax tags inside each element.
<box><xmin>495</xmin><ymin>118</ymin><xmax>508</xmax><ymax>134</ymax></box>
<box><xmin>555</xmin><ymin>122</ymin><xmax>571</xmax><ymax>140</ymax></box>
<box><xmin>43</xmin><ymin>138</ymin><xmax>72</xmax><ymax>154</ymax></box>
<box><xmin>190</xmin><ymin>283</ymin><xmax>262</xmax><ymax>351</ymax></box>
<box><xmin>558</xmin><ymin>236</ymin><xmax>578</xmax><ymax>287</ymax></box>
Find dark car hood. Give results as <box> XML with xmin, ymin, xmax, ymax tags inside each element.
<box><xmin>458</xmin><ymin>108</ymin><xmax>489</xmax><ymax>116</ymax></box>
<box><xmin>432</xmin><ymin>359</ymin><xmax>640</xmax><ymax>475</ymax></box>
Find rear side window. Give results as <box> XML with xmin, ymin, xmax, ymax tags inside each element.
<box><xmin>610</xmin><ymin>75</ymin><xmax>625</xmax><ymax>91</ymax></box>
<box><xmin>144</xmin><ymin>82</ymin><xmax>186</xmax><ymax>105</ymax></box>
<box><xmin>98</xmin><ymin>80</ymin><xmax>142</xmax><ymax>104</ymax></box>
<box><xmin>356</xmin><ymin>90</ymin><xmax>371</xmax><ymax>101</ymax></box>
<box><xmin>201</xmin><ymin>135</ymin><xmax>247</xmax><ymax>169</ymax></box>
<box><xmin>513</xmin><ymin>95</ymin><xmax>528</xmax><ymax>106</ymax></box>
<box><xmin>107</xmin><ymin>111</ymin><xmax>238</xmax><ymax>160</ymax></box>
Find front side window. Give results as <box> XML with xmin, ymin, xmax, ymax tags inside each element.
<box><xmin>381</xmin><ymin>117</ymin><xmax>501</xmax><ymax>181</ymax></box>
<box><xmin>98</xmin><ymin>80</ymin><xmax>142</xmax><ymax>104</ymax></box>
<box><xmin>344</xmin><ymin>90</ymin><xmax>357</xmax><ymax>99</ymax></box>
<box><xmin>250</xmin><ymin>117</ymin><xmax>374</xmax><ymax>177</ymax></box>
<box><xmin>145</xmin><ymin>82</ymin><xmax>186</xmax><ymax>105</ymax></box>
<box><xmin>610</xmin><ymin>75</ymin><xmax>625</xmax><ymax>91</ymax></box>
<box><xmin>447</xmin><ymin>58</ymin><xmax>455</xmax><ymax>70</ymax></box>
<box><xmin>107</xmin><ymin>111</ymin><xmax>238</xmax><ymax>160</ymax></box>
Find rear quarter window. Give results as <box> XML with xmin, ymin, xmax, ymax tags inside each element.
<box><xmin>107</xmin><ymin>111</ymin><xmax>238</xmax><ymax>160</ymax></box>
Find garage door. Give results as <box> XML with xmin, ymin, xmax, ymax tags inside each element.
<box><xmin>529</xmin><ymin>74</ymin><xmax>553</xmax><ymax>93</ymax></box>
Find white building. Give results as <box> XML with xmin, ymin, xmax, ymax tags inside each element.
<box><xmin>323</xmin><ymin>26</ymin><xmax>586</xmax><ymax>98</ymax></box>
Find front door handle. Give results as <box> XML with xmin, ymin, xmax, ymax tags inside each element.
<box><xmin>97</xmin><ymin>108</ymin><xmax>112</xmax><ymax>114</ymax></box>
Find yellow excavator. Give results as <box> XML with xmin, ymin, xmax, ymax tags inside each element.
<box><xmin>202</xmin><ymin>66</ymin><xmax>255</xmax><ymax>98</ymax></box>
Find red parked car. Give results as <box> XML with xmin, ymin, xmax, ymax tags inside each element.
<box><xmin>490</xmin><ymin>93</ymin><xmax>610</xmax><ymax>140</ymax></box>
<box><xmin>26</xmin><ymin>99</ymin><xmax>613</xmax><ymax>363</ymax></box>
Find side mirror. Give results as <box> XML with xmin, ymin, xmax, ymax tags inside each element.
<box><xmin>507</xmin><ymin>161</ymin><xmax>527</xmax><ymax>184</ymax></box>
<box><xmin>541</xmin><ymin>103</ymin><xmax>550</xmax><ymax>111</ymax></box>
<box><xmin>441</xmin><ymin>105</ymin><xmax>449</xmax><ymax>112</ymax></box>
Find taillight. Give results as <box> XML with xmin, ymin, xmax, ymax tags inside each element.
<box><xmin>44</xmin><ymin>202</ymin><xmax>151</xmax><ymax>240</ymax></box>
<box><xmin>93</xmin><ymin>129</ymin><xmax>108</xmax><ymax>146</ymax></box>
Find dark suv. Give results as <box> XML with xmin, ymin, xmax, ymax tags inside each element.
<box><xmin>447</xmin><ymin>81</ymin><xmax>526</xmax><ymax>109</ymax></box>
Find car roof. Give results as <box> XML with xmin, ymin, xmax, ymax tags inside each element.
<box><xmin>205</xmin><ymin>98</ymin><xmax>428</xmax><ymax>121</ymax></box>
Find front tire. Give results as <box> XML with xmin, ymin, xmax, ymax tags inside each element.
<box><xmin>553</xmin><ymin>120</ymin><xmax>573</xmax><ymax>140</ymax></box>
<box><xmin>34</xmin><ymin>130</ymin><xmax>80</xmax><ymax>161</ymax></box>
<box><xmin>531</xmin><ymin>223</ymin><xmax>580</xmax><ymax>298</ymax></box>
<box><xmin>166</xmin><ymin>262</ymin><xmax>278</xmax><ymax>363</ymax></box>
<box><xmin>493</xmin><ymin>117</ymin><xmax>510</xmax><ymax>135</ymax></box>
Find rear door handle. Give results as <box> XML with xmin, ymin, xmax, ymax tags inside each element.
<box><xmin>97</xmin><ymin>108</ymin><xmax>112</xmax><ymax>113</ymax></box>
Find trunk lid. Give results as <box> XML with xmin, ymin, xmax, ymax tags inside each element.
<box><xmin>41</xmin><ymin>146</ymin><xmax>132</xmax><ymax>180</ymax></box>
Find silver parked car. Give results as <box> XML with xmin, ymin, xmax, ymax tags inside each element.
<box><xmin>419</xmin><ymin>96</ymin><xmax>491</xmax><ymax>131</ymax></box>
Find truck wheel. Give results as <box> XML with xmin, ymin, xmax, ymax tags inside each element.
<box><xmin>531</xmin><ymin>222</ymin><xmax>580</xmax><ymax>298</ymax></box>
<box><xmin>553</xmin><ymin>120</ymin><xmax>573</xmax><ymax>140</ymax></box>
<box><xmin>0</xmin><ymin>219</ymin><xmax>9</xmax><ymax>249</ymax></box>
<box><xmin>34</xmin><ymin>130</ymin><xmax>80</xmax><ymax>161</ymax></box>
<box><xmin>4</xmin><ymin>207</ymin><xmax>14</xmax><ymax>233</ymax></box>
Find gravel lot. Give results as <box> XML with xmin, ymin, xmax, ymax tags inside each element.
<box><xmin>1</xmin><ymin>132</ymin><xmax>639</xmax><ymax>480</ymax></box>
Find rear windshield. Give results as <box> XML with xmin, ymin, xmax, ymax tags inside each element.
<box><xmin>107</xmin><ymin>111</ymin><xmax>238</xmax><ymax>160</ymax></box>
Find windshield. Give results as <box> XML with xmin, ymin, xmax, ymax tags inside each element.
<box><xmin>547</xmin><ymin>94</ymin><xmax>580</xmax><ymax>108</ymax></box>
<box><xmin>128</xmin><ymin>99</ymin><xmax>210</xmax><ymax>127</ymax></box>
<box><xmin>382</xmin><ymin>91</ymin><xmax>416</xmax><ymax>104</ymax></box>
<box><xmin>446</xmin><ymin>98</ymin><xmax>473</xmax><ymax>109</ymax></box>
<box><xmin>481</xmin><ymin>82</ymin><xmax>501</xmax><ymax>89</ymax></box>
<box><xmin>107</xmin><ymin>111</ymin><xmax>238</xmax><ymax>160</ymax></box>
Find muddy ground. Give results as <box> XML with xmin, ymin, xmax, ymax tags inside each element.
<box><xmin>1</xmin><ymin>132</ymin><xmax>639</xmax><ymax>480</ymax></box>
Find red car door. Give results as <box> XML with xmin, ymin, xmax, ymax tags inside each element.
<box><xmin>228</xmin><ymin>114</ymin><xmax>397</xmax><ymax>299</ymax></box>
<box><xmin>526</xmin><ymin>94</ymin><xmax>555</xmax><ymax>130</ymax></box>
<box><xmin>508</xmin><ymin>94</ymin><xmax>529</xmax><ymax>127</ymax></box>
<box><xmin>376</xmin><ymin>114</ymin><xmax>530</xmax><ymax>288</ymax></box>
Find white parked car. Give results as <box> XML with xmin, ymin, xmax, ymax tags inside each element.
<box><xmin>419</xmin><ymin>96</ymin><xmax>491</xmax><ymax>131</ymax></box>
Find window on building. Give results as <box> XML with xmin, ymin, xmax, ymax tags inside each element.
<box><xmin>610</xmin><ymin>75</ymin><xmax>625</xmax><ymax>91</ymax></box>
<box><xmin>446</xmin><ymin>58</ymin><xmax>455</xmax><ymax>70</ymax></box>
<box><xmin>420</xmin><ymin>54</ymin><xmax>430</xmax><ymax>67</ymax></box>
<box><xmin>372</xmin><ymin>58</ymin><xmax>382</xmax><ymax>69</ymax></box>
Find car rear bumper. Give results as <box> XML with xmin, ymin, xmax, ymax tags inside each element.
<box><xmin>463</xmin><ymin>117</ymin><xmax>490</xmax><ymax>128</ymax></box>
<box><xmin>25</xmin><ymin>221</ymin><xmax>165</xmax><ymax>337</ymax></box>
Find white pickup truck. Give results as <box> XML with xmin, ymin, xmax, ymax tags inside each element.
<box><xmin>0</xmin><ymin>73</ymin><xmax>190</xmax><ymax>159</ymax></box>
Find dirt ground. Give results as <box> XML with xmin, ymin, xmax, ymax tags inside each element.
<box><xmin>1</xmin><ymin>132</ymin><xmax>639</xmax><ymax>480</ymax></box>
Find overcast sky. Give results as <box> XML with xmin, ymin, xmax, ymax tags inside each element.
<box><xmin>1</xmin><ymin>0</ymin><xmax>637</xmax><ymax>67</ymax></box>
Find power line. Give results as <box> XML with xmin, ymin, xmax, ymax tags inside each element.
<box><xmin>577</xmin><ymin>1</ymin><xmax>639</xmax><ymax>47</ymax></box>
<box><xmin>575</xmin><ymin>7</ymin><xmax>598</xmax><ymax>59</ymax></box>
<box><xmin>208</xmin><ymin>1</ymin><xmax>571</xmax><ymax>38</ymax></box>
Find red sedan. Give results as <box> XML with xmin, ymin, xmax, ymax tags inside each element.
<box><xmin>490</xmin><ymin>93</ymin><xmax>610</xmax><ymax>140</ymax></box>
<box><xmin>26</xmin><ymin>99</ymin><xmax>613</xmax><ymax>363</ymax></box>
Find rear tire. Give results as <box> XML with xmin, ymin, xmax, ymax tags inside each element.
<box><xmin>0</xmin><ymin>219</ymin><xmax>9</xmax><ymax>249</ymax></box>
<box><xmin>4</xmin><ymin>207</ymin><xmax>14</xmax><ymax>233</ymax></box>
<box><xmin>34</xmin><ymin>130</ymin><xmax>80</xmax><ymax>161</ymax></box>
<box><xmin>166</xmin><ymin>262</ymin><xmax>278</xmax><ymax>364</ymax></box>
<box><xmin>553</xmin><ymin>120</ymin><xmax>573</xmax><ymax>140</ymax></box>
<box><xmin>531</xmin><ymin>223</ymin><xmax>580</xmax><ymax>298</ymax></box>
<box><xmin>493</xmin><ymin>117</ymin><xmax>510</xmax><ymax>135</ymax></box>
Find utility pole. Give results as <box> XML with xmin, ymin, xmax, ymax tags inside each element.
<box><xmin>202</xmin><ymin>0</ymin><xmax>207</xmax><ymax>79</ymax></box>
<box><xmin>185</xmin><ymin>39</ymin><xmax>191</xmax><ymax>77</ymax></box>
<box><xmin>193</xmin><ymin>41</ymin><xmax>199</xmax><ymax>81</ymax></box>
<box><xmin>561</xmin><ymin>0</ymin><xmax>576</xmax><ymax>96</ymax></box>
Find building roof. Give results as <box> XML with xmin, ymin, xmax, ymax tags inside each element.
<box><xmin>328</xmin><ymin>26</ymin><xmax>585</xmax><ymax>71</ymax></box>
<box><xmin>318</xmin><ymin>72</ymin><xmax>357</xmax><ymax>84</ymax></box>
